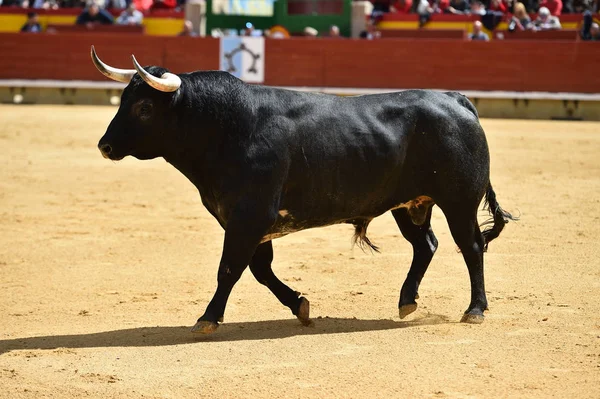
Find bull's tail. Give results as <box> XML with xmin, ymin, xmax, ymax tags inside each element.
<box><xmin>352</xmin><ymin>218</ymin><xmax>380</xmax><ymax>253</ymax></box>
<box><xmin>480</xmin><ymin>183</ymin><xmax>518</xmax><ymax>251</ymax></box>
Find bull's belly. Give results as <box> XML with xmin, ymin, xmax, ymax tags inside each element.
<box><xmin>260</xmin><ymin>195</ymin><xmax>434</xmax><ymax>243</ymax></box>
<box><xmin>260</xmin><ymin>210</ymin><xmax>342</xmax><ymax>243</ymax></box>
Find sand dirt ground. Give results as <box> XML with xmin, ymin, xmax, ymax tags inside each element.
<box><xmin>0</xmin><ymin>105</ymin><xmax>599</xmax><ymax>398</ymax></box>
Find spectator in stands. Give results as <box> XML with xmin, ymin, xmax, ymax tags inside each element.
<box><xmin>132</xmin><ymin>0</ymin><xmax>153</xmax><ymax>11</ymax></box>
<box><xmin>591</xmin><ymin>23</ymin><xmax>600</xmax><ymax>40</ymax></box>
<box><xmin>32</xmin><ymin>0</ymin><xmax>59</xmax><ymax>9</ymax></box>
<box><xmin>21</xmin><ymin>12</ymin><xmax>42</xmax><ymax>32</ymax></box>
<box><xmin>177</xmin><ymin>20</ymin><xmax>198</xmax><ymax>36</ymax></box>
<box><xmin>76</xmin><ymin>2</ymin><xmax>114</xmax><ymax>25</ymax></box>
<box><xmin>395</xmin><ymin>0</ymin><xmax>414</xmax><ymax>13</ymax></box>
<box><xmin>329</xmin><ymin>25</ymin><xmax>342</xmax><ymax>38</ymax></box>
<box><xmin>539</xmin><ymin>0</ymin><xmax>562</xmax><ymax>14</ymax></box>
<box><xmin>416</xmin><ymin>0</ymin><xmax>431</xmax><ymax>26</ymax></box>
<box><xmin>572</xmin><ymin>0</ymin><xmax>593</xmax><ymax>12</ymax></box>
<box><xmin>580</xmin><ymin>10</ymin><xmax>600</xmax><ymax>39</ymax></box>
<box><xmin>508</xmin><ymin>2</ymin><xmax>533</xmax><ymax>30</ymax></box>
<box><xmin>243</xmin><ymin>22</ymin><xmax>255</xmax><ymax>37</ymax></box>
<box><xmin>469</xmin><ymin>0</ymin><xmax>486</xmax><ymax>14</ymax></box>
<box><xmin>434</xmin><ymin>0</ymin><xmax>451</xmax><ymax>13</ymax></box>
<box><xmin>116</xmin><ymin>3</ymin><xmax>143</xmax><ymax>25</ymax></box>
<box><xmin>265</xmin><ymin>25</ymin><xmax>289</xmax><ymax>39</ymax></box>
<box><xmin>303</xmin><ymin>26</ymin><xmax>319</xmax><ymax>37</ymax></box>
<box><xmin>470</xmin><ymin>0</ymin><xmax>504</xmax><ymax>30</ymax></box>
<box><xmin>370</xmin><ymin>0</ymin><xmax>394</xmax><ymax>21</ymax></box>
<box><xmin>446</xmin><ymin>0</ymin><xmax>470</xmax><ymax>14</ymax></box>
<box><xmin>416</xmin><ymin>0</ymin><xmax>451</xmax><ymax>26</ymax></box>
<box><xmin>369</xmin><ymin>0</ymin><xmax>413</xmax><ymax>23</ymax></box>
<box><xmin>505</xmin><ymin>0</ymin><xmax>516</xmax><ymax>13</ymax></box>
<box><xmin>150</xmin><ymin>0</ymin><xmax>176</xmax><ymax>10</ymax></box>
<box><xmin>55</xmin><ymin>0</ymin><xmax>86</xmax><ymax>6</ymax></box>
<box><xmin>532</xmin><ymin>6</ymin><xmax>562</xmax><ymax>29</ymax></box>
<box><xmin>489</xmin><ymin>0</ymin><xmax>507</xmax><ymax>12</ymax></box>
<box><xmin>106</xmin><ymin>0</ymin><xmax>127</xmax><ymax>8</ymax></box>
<box><xmin>467</xmin><ymin>20</ymin><xmax>490</xmax><ymax>39</ymax></box>
<box><xmin>359</xmin><ymin>20</ymin><xmax>381</xmax><ymax>39</ymax></box>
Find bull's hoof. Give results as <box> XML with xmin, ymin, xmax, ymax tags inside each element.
<box><xmin>297</xmin><ymin>297</ymin><xmax>314</xmax><ymax>327</ymax></box>
<box><xmin>191</xmin><ymin>320</ymin><xmax>219</xmax><ymax>334</ymax></box>
<box><xmin>399</xmin><ymin>303</ymin><xmax>418</xmax><ymax>319</ymax></box>
<box><xmin>460</xmin><ymin>313</ymin><xmax>485</xmax><ymax>324</ymax></box>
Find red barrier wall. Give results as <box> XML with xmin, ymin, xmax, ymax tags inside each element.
<box><xmin>1</xmin><ymin>33</ymin><xmax>598</xmax><ymax>93</ymax></box>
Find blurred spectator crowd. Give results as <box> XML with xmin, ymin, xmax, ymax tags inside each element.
<box><xmin>370</xmin><ymin>0</ymin><xmax>598</xmax><ymax>18</ymax></box>
<box><xmin>367</xmin><ymin>0</ymin><xmax>599</xmax><ymax>39</ymax></box>
<box><xmin>1</xmin><ymin>0</ymin><xmax>185</xmax><ymax>11</ymax></box>
<box><xmin>6</xmin><ymin>0</ymin><xmax>600</xmax><ymax>41</ymax></box>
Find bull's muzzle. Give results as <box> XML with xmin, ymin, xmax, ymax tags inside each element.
<box><xmin>98</xmin><ymin>143</ymin><xmax>113</xmax><ymax>159</ymax></box>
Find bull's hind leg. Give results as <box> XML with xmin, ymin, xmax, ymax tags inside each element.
<box><xmin>444</xmin><ymin>209</ymin><xmax>488</xmax><ymax>324</ymax></box>
<box><xmin>249</xmin><ymin>241</ymin><xmax>312</xmax><ymax>326</ymax></box>
<box><xmin>392</xmin><ymin>205</ymin><xmax>438</xmax><ymax>319</ymax></box>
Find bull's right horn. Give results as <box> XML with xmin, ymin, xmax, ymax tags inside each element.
<box><xmin>91</xmin><ymin>45</ymin><xmax>136</xmax><ymax>84</ymax></box>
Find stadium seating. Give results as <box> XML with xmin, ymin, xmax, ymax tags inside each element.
<box><xmin>46</xmin><ymin>24</ymin><xmax>146</xmax><ymax>34</ymax></box>
<box><xmin>379</xmin><ymin>28</ymin><xmax>466</xmax><ymax>39</ymax></box>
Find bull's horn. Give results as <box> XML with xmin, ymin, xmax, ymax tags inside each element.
<box><xmin>90</xmin><ymin>45</ymin><xmax>135</xmax><ymax>83</ymax></box>
<box><xmin>131</xmin><ymin>55</ymin><xmax>181</xmax><ymax>93</ymax></box>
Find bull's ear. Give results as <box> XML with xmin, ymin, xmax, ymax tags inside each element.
<box><xmin>131</xmin><ymin>55</ymin><xmax>181</xmax><ymax>93</ymax></box>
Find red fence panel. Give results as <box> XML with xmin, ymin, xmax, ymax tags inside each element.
<box><xmin>1</xmin><ymin>33</ymin><xmax>598</xmax><ymax>93</ymax></box>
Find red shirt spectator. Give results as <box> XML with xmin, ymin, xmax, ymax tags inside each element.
<box><xmin>393</xmin><ymin>0</ymin><xmax>413</xmax><ymax>13</ymax></box>
<box><xmin>539</xmin><ymin>0</ymin><xmax>563</xmax><ymax>15</ymax></box>
<box><xmin>437</xmin><ymin>0</ymin><xmax>450</xmax><ymax>13</ymax></box>
<box><xmin>150</xmin><ymin>0</ymin><xmax>177</xmax><ymax>10</ymax></box>
<box><xmin>133</xmin><ymin>0</ymin><xmax>153</xmax><ymax>11</ymax></box>
<box><xmin>489</xmin><ymin>0</ymin><xmax>508</xmax><ymax>12</ymax></box>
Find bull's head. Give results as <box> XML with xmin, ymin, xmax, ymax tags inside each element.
<box><xmin>91</xmin><ymin>46</ymin><xmax>182</xmax><ymax>161</ymax></box>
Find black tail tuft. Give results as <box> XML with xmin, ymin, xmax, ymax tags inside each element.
<box><xmin>352</xmin><ymin>219</ymin><xmax>380</xmax><ymax>253</ymax></box>
<box><xmin>480</xmin><ymin>184</ymin><xmax>519</xmax><ymax>251</ymax></box>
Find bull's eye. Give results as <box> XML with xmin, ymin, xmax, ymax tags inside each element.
<box><xmin>140</xmin><ymin>103</ymin><xmax>152</xmax><ymax>120</ymax></box>
<box><xmin>133</xmin><ymin>100</ymin><xmax>153</xmax><ymax>121</ymax></box>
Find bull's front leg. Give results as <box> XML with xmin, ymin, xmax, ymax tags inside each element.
<box><xmin>191</xmin><ymin>201</ymin><xmax>278</xmax><ymax>334</ymax></box>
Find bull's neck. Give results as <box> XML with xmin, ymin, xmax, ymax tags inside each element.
<box><xmin>162</xmin><ymin>76</ymin><xmax>255</xmax><ymax>192</ymax></box>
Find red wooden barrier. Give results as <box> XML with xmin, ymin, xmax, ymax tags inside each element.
<box><xmin>0</xmin><ymin>33</ymin><xmax>598</xmax><ymax>93</ymax></box>
<box><xmin>163</xmin><ymin>36</ymin><xmax>220</xmax><ymax>73</ymax></box>
<box><xmin>265</xmin><ymin>38</ymin><xmax>326</xmax><ymax>87</ymax></box>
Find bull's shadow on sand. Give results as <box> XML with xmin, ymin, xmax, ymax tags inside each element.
<box><xmin>0</xmin><ymin>313</ymin><xmax>451</xmax><ymax>354</ymax></box>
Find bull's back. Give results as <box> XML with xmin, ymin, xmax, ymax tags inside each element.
<box><xmin>278</xmin><ymin>91</ymin><xmax>418</xmax><ymax>219</ymax></box>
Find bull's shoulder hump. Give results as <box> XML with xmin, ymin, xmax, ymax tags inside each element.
<box><xmin>442</xmin><ymin>91</ymin><xmax>479</xmax><ymax>119</ymax></box>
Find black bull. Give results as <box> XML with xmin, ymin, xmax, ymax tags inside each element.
<box><xmin>94</xmin><ymin>50</ymin><xmax>516</xmax><ymax>334</ymax></box>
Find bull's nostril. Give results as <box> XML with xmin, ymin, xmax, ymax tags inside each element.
<box><xmin>99</xmin><ymin>143</ymin><xmax>112</xmax><ymax>155</ymax></box>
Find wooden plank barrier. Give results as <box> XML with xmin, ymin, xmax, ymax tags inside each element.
<box><xmin>0</xmin><ymin>33</ymin><xmax>598</xmax><ymax>93</ymax></box>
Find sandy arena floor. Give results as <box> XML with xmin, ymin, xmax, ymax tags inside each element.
<box><xmin>0</xmin><ymin>104</ymin><xmax>599</xmax><ymax>398</ymax></box>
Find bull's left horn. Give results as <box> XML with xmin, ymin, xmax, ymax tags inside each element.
<box><xmin>131</xmin><ymin>55</ymin><xmax>181</xmax><ymax>93</ymax></box>
<box><xmin>90</xmin><ymin>45</ymin><xmax>136</xmax><ymax>83</ymax></box>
